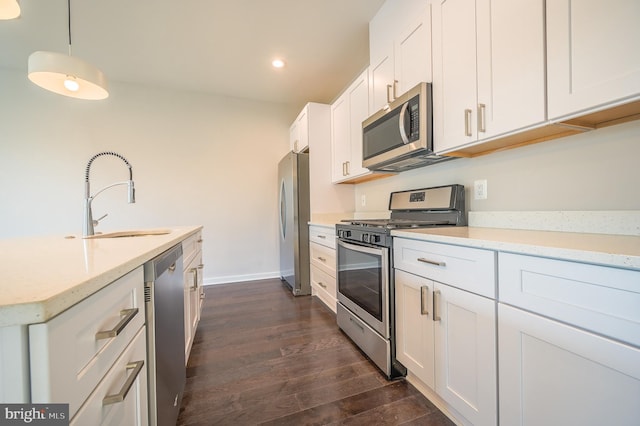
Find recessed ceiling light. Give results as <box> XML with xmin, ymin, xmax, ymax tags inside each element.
<box><xmin>272</xmin><ymin>59</ymin><xmax>285</xmax><ymax>69</ymax></box>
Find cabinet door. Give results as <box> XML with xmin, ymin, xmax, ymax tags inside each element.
<box><xmin>476</xmin><ymin>0</ymin><xmax>545</xmax><ymax>138</ymax></box>
<box><xmin>499</xmin><ymin>303</ymin><xmax>640</xmax><ymax>426</ymax></box>
<box><xmin>395</xmin><ymin>270</ymin><xmax>435</xmax><ymax>388</ymax></box>
<box><xmin>394</xmin><ymin>2</ymin><xmax>432</xmax><ymax>96</ymax></box>
<box><xmin>184</xmin><ymin>251</ymin><xmax>203</xmax><ymax>362</ymax></box>
<box><xmin>370</xmin><ymin>55</ymin><xmax>395</xmax><ymax>114</ymax></box>
<box><xmin>547</xmin><ymin>0</ymin><xmax>640</xmax><ymax>120</ymax></box>
<box><xmin>331</xmin><ymin>94</ymin><xmax>350</xmax><ymax>182</ymax></box>
<box><xmin>432</xmin><ymin>0</ymin><xmax>478</xmax><ymax>152</ymax></box>
<box><xmin>296</xmin><ymin>107</ymin><xmax>309</xmax><ymax>152</ymax></box>
<box><xmin>289</xmin><ymin>120</ymin><xmax>298</xmax><ymax>152</ymax></box>
<box><xmin>347</xmin><ymin>70</ymin><xmax>370</xmax><ymax>178</ymax></box>
<box><xmin>435</xmin><ymin>282</ymin><xmax>497</xmax><ymax>426</ymax></box>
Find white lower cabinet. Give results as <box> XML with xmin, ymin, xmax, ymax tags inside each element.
<box><xmin>70</xmin><ymin>327</ymin><xmax>148</xmax><ymax>426</ymax></box>
<box><xmin>183</xmin><ymin>231</ymin><xmax>204</xmax><ymax>363</ymax></box>
<box><xmin>498</xmin><ymin>252</ymin><xmax>640</xmax><ymax>425</ymax></box>
<box><xmin>499</xmin><ymin>304</ymin><xmax>640</xmax><ymax>426</ymax></box>
<box><xmin>395</xmin><ymin>269</ymin><xmax>497</xmax><ymax>426</ymax></box>
<box><xmin>309</xmin><ymin>225</ymin><xmax>337</xmax><ymax>312</ymax></box>
<box><xmin>28</xmin><ymin>266</ymin><xmax>147</xmax><ymax>423</ymax></box>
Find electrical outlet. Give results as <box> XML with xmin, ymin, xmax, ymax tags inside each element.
<box><xmin>361</xmin><ymin>194</ymin><xmax>366</xmax><ymax>207</ymax></box>
<box><xmin>474</xmin><ymin>180</ymin><xmax>488</xmax><ymax>200</ymax></box>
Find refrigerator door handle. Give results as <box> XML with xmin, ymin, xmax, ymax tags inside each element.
<box><xmin>279</xmin><ymin>179</ymin><xmax>287</xmax><ymax>239</ymax></box>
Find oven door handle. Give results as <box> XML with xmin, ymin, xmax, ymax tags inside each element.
<box><xmin>337</xmin><ymin>239</ymin><xmax>387</xmax><ymax>256</ymax></box>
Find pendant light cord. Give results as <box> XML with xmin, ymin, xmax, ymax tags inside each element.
<box><xmin>67</xmin><ymin>0</ymin><xmax>72</xmax><ymax>56</ymax></box>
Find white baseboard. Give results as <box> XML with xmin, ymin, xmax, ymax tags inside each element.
<box><xmin>203</xmin><ymin>271</ymin><xmax>281</xmax><ymax>286</ymax></box>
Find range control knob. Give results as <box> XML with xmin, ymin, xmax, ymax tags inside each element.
<box><xmin>370</xmin><ymin>234</ymin><xmax>381</xmax><ymax>244</ymax></box>
<box><xmin>339</xmin><ymin>230</ymin><xmax>351</xmax><ymax>238</ymax></box>
<box><xmin>362</xmin><ymin>233</ymin><xmax>370</xmax><ymax>243</ymax></box>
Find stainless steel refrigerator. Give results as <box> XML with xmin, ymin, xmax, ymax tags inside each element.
<box><xmin>278</xmin><ymin>151</ymin><xmax>310</xmax><ymax>296</ymax></box>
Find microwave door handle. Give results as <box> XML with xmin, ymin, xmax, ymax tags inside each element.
<box><xmin>398</xmin><ymin>101</ymin><xmax>410</xmax><ymax>144</ymax></box>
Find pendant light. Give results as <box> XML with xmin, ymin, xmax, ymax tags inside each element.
<box><xmin>28</xmin><ymin>0</ymin><xmax>108</xmax><ymax>100</ymax></box>
<box><xmin>0</xmin><ymin>0</ymin><xmax>20</xmax><ymax>20</ymax></box>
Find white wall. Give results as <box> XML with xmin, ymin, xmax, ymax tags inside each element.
<box><xmin>356</xmin><ymin>119</ymin><xmax>640</xmax><ymax>213</ymax></box>
<box><xmin>0</xmin><ymin>69</ymin><xmax>295</xmax><ymax>285</ymax></box>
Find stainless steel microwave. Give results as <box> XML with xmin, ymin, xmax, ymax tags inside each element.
<box><xmin>362</xmin><ymin>82</ymin><xmax>454</xmax><ymax>172</ymax></box>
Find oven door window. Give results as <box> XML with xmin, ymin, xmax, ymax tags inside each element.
<box><xmin>337</xmin><ymin>241</ymin><xmax>387</xmax><ymax>322</ymax></box>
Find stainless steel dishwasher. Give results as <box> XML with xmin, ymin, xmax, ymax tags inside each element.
<box><xmin>144</xmin><ymin>244</ymin><xmax>185</xmax><ymax>426</ymax></box>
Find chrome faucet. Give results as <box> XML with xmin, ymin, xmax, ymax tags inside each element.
<box><xmin>83</xmin><ymin>151</ymin><xmax>135</xmax><ymax>237</ymax></box>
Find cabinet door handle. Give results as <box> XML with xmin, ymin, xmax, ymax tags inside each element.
<box><xmin>317</xmin><ymin>256</ymin><xmax>327</xmax><ymax>262</ymax></box>
<box><xmin>189</xmin><ymin>268</ymin><xmax>198</xmax><ymax>291</ymax></box>
<box><xmin>393</xmin><ymin>80</ymin><xmax>399</xmax><ymax>99</ymax></box>
<box><xmin>197</xmin><ymin>238</ymin><xmax>203</xmax><ymax>244</ymax></box>
<box><xmin>387</xmin><ymin>84</ymin><xmax>393</xmax><ymax>104</ymax></box>
<box><xmin>102</xmin><ymin>360</ymin><xmax>145</xmax><ymax>406</ymax></box>
<box><xmin>342</xmin><ymin>161</ymin><xmax>347</xmax><ymax>176</ymax></box>
<box><xmin>197</xmin><ymin>263</ymin><xmax>204</xmax><ymax>269</ymax></box>
<box><xmin>169</xmin><ymin>263</ymin><xmax>176</xmax><ymax>272</ymax></box>
<box><xmin>478</xmin><ymin>103</ymin><xmax>486</xmax><ymax>133</ymax></box>
<box><xmin>420</xmin><ymin>285</ymin><xmax>429</xmax><ymax>316</ymax></box>
<box><xmin>464</xmin><ymin>109</ymin><xmax>473</xmax><ymax>136</ymax></box>
<box><xmin>433</xmin><ymin>290</ymin><xmax>441</xmax><ymax>322</ymax></box>
<box><xmin>96</xmin><ymin>308</ymin><xmax>139</xmax><ymax>340</ymax></box>
<box><xmin>417</xmin><ymin>257</ymin><xmax>446</xmax><ymax>267</ymax></box>
<box><xmin>346</xmin><ymin>161</ymin><xmax>350</xmax><ymax>175</ymax></box>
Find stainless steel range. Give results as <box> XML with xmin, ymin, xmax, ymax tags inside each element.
<box><xmin>335</xmin><ymin>184</ymin><xmax>466</xmax><ymax>379</ymax></box>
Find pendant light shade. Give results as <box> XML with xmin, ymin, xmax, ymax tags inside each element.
<box><xmin>27</xmin><ymin>0</ymin><xmax>109</xmax><ymax>100</ymax></box>
<box><xmin>28</xmin><ymin>51</ymin><xmax>109</xmax><ymax>100</ymax></box>
<box><xmin>0</xmin><ymin>0</ymin><xmax>20</xmax><ymax>20</ymax></box>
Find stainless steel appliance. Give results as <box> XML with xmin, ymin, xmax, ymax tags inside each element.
<box><xmin>362</xmin><ymin>82</ymin><xmax>454</xmax><ymax>172</ymax></box>
<box><xmin>336</xmin><ymin>184</ymin><xmax>466</xmax><ymax>378</ymax></box>
<box><xmin>144</xmin><ymin>244</ymin><xmax>185</xmax><ymax>426</ymax></box>
<box><xmin>278</xmin><ymin>151</ymin><xmax>311</xmax><ymax>296</ymax></box>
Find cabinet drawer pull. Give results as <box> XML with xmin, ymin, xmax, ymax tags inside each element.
<box><xmin>102</xmin><ymin>360</ymin><xmax>145</xmax><ymax>406</ymax></box>
<box><xmin>420</xmin><ymin>286</ymin><xmax>429</xmax><ymax>316</ymax></box>
<box><xmin>478</xmin><ymin>103</ymin><xmax>486</xmax><ymax>132</ymax></box>
<box><xmin>316</xmin><ymin>235</ymin><xmax>326</xmax><ymax>239</ymax></box>
<box><xmin>317</xmin><ymin>281</ymin><xmax>327</xmax><ymax>289</ymax></box>
<box><xmin>464</xmin><ymin>109</ymin><xmax>473</xmax><ymax>136</ymax></box>
<box><xmin>417</xmin><ymin>257</ymin><xmax>446</xmax><ymax>267</ymax></box>
<box><xmin>96</xmin><ymin>308</ymin><xmax>139</xmax><ymax>340</ymax></box>
<box><xmin>197</xmin><ymin>239</ymin><xmax>203</xmax><ymax>243</ymax></box>
<box><xmin>197</xmin><ymin>263</ymin><xmax>204</xmax><ymax>269</ymax></box>
<box><xmin>169</xmin><ymin>263</ymin><xmax>177</xmax><ymax>272</ymax></box>
<box><xmin>433</xmin><ymin>290</ymin><xmax>441</xmax><ymax>322</ymax></box>
<box><xmin>317</xmin><ymin>256</ymin><xmax>327</xmax><ymax>262</ymax></box>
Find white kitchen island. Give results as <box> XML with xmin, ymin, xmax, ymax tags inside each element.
<box><xmin>0</xmin><ymin>225</ymin><xmax>202</xmax><ymax>425</ymax></box>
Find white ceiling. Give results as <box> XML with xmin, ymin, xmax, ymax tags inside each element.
<box><xmin>0</xmin><ymin>0</ymin><xmax>385</xmax><ymax>111</ymax></box>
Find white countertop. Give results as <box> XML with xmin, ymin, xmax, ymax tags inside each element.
<box><xmin>392</xmin><ymin>227</ymin><xmax>640</xmax><ymax>270</ymax></box>
<box><xmin>0</xmin><ymin>226</ymin><xmax>202</xmax><ymax>327</ymax></box>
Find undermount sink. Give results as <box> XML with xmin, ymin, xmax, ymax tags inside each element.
<box><xmin>83</xmin><ymin>229</ymin><xmax>171</xmax><ymax>239</ymax></box>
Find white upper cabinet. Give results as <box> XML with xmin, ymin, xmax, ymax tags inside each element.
<box><xmin>369</xmin><ymin>0</ymin><xmax>432</xmax><ymax>113</ymax></box>
<box><xmin>331</xmin><ymin>69</ymin><xmax>371</xmax><ymax>183</ymax></box>
<box><xmin>290</xmin><ymin>106</ymin><xmax>310</xmax><ymax>153</ymax></box>
<box><xmin>546</xmin><ymin>0</ymin><xmax>640</xmax><ymax>120</ymax></box>
<box><xmin>432</xmin><ymin>0</ymin><xmax>546</xmax><ymax>153</ymax></box>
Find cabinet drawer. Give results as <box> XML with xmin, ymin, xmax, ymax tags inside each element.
<box><xmin>309</xmin><ymin>226</ymin><xmax>336</xmax><ymax>249</ymax></box>
<box><xmin>310</xmin><ymin>242</ymin><xmax>336</xmax><ymax>277</ymax></box>
<box><xmin>29</xmin><ymin>267</ymin><xmax>145</xmax><ymax>418</ymax></box>
<box><xmin>70</xmin><ymin>327</ymin><xmax>148</xmax><ymax>426</ymax></box>
<box><xmin>311</xmin><ymin>265</ymin><xmax>337</xmax><ymax>313</ymax></box>
<box><xmin>394</xmin><ymin>238</ymin><xmax>496</xmax><ymax>298</ymax></box>
<box><xmin>182</xmin><ymin>230</ymin><xmax>203</xmax><ymax>266</ymax></box>
<box><xmin>499</xmin><ymin>252</ymin><xmax>640</xmax><ymax>347</ymax></box>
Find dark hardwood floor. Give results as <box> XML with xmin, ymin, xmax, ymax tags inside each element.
<box><xmin>177</xmin><ymin>279</ymin><xmax>454</xmax><ymax>426</ymax></box>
